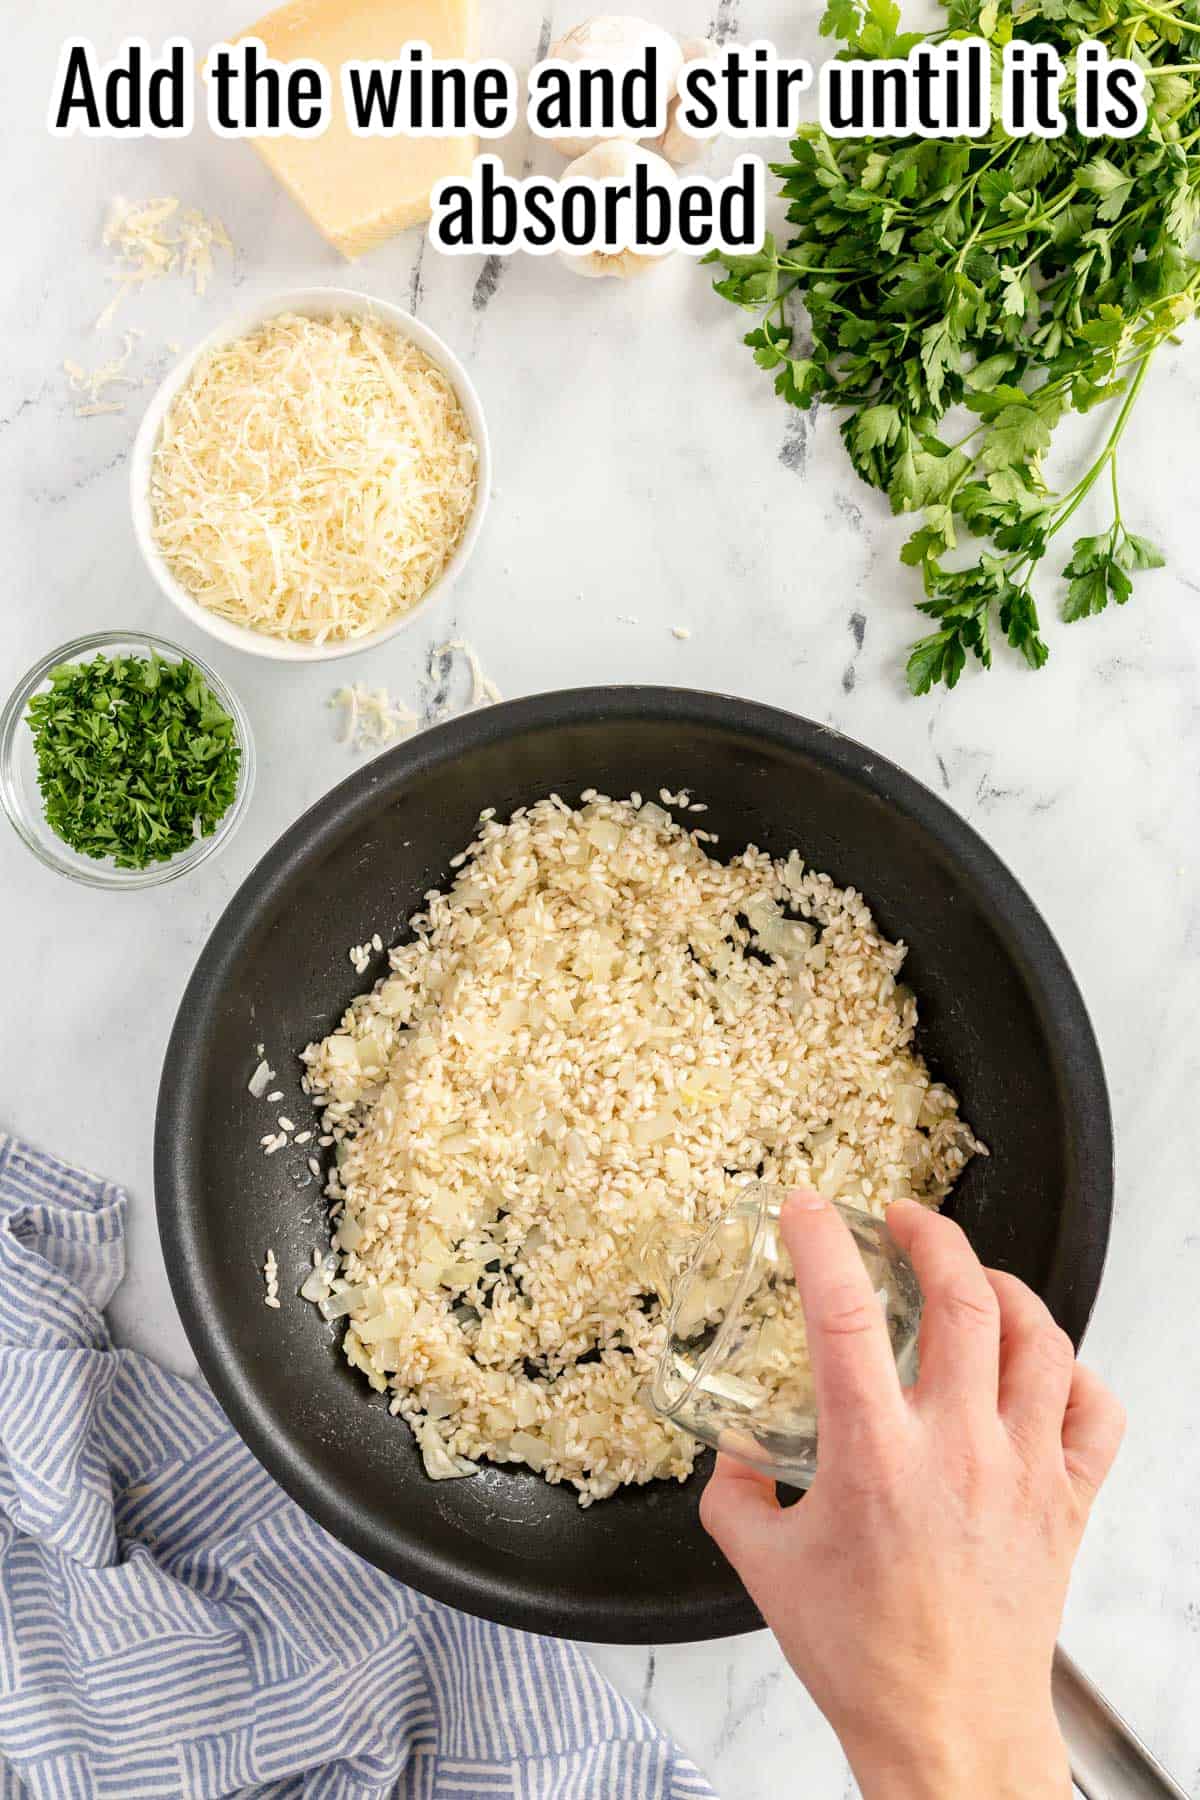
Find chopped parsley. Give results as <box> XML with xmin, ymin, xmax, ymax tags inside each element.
<box><xmin>25</xmin><ymin>651</ymin><xmax>240</xmax><ymax>868</ymax></box>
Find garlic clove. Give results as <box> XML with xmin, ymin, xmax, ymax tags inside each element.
<box><xmin>655</xmin><ymin>36</ymin><xmax>723</xmax><ymax>165</ymax></box>
<box><xmin>557</xmin><ymin>142</ymin><xmax>678</xmax><ymax>280</ymax></box>
<box><xmin>545</xmin><ymin>15</ymin><xmax>685</xmax><ymax>159</ymax></box>
<box><xmin>566</xmin><ymin>246</ymin><xmax>655</xmax><ymax>279</ymax></box>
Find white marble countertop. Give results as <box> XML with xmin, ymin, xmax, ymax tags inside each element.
<box><xmin>5</xmin><ymin>1</ymin><xmax>1200</xmax><ymax>1793</ymax></box>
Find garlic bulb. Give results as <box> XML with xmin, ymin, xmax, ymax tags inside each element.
<box><xmin>545</xmin><ymin>15</ymin><xmax>684</xmax><ymax>159</ymax></box>
<box><xmin>655</xmin><ymin>36</ymin><xmax>722</xmax><ymax>164</ymax></box>
<box><xmin>558</xmin><ymin>142</ymin><xmax>678</xmax><ymax>280</ymax></box>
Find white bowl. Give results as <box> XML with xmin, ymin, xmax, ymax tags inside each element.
<box><xmin>129</xmin><ymin>288</ymin><xmax>491</xmax><ymax>663</ymax></box>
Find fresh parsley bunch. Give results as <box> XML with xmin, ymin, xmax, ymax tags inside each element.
<box><xmin>26</xmin><ymin>652</ymin><xmax>241</xmax><ymax>868</ymax></box>
<box><xmin>708</xmin><ymin>0</ymin><xmax>1198</xmax><ymax>692</ymax></box>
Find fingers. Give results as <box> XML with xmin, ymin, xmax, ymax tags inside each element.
<box><xmin>779</xmin><ymin>1188</ymin><xmax>909</xmax><ymax>1457</ymax></box>
<box><xmin>987</xmin><ymin>1269</ymin><xmax>1076</xmax><ymax>1450</ymax></box>
<box><xmin>886</xmin><ymin>1200</ymin><xmax>1000</xmax><ymax>1417</ymax></box>
<box><xmin>699</xmin><ymin>1451</ymin><xmax>781</xmax><ymax>1567</ymax></box>
<box><xmin>1061</xmin><ymin>1362</ymin><xmax>1125</xmax><ymax>1505</ymax></box>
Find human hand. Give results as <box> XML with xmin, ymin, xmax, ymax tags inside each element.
<box><xmin>700</xmin><ymin>1190</ymin><xmax>1124</xmax><ymax>1800</ymax></box>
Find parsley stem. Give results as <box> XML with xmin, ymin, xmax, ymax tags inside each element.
<box><xmin>1133</xmin><ymin>1</ymin><xmax>1200</xmax><ymax>28</ymax></box>
<box><xmin>1026</xmin><ymin>352</ymin><xmax>1154</xmax><ymax>559</ymax></box>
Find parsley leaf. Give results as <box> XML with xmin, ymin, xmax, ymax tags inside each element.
<box><xmin>1062</xmin><ymin>522</ymin><xmax>1165</xmax><ymax>619</ymax></box>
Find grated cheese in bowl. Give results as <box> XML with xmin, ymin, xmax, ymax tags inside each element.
<box><xmin>134</xmin><ymin>298</ymin><xmax>487</xmax><ymax>657</ymax></box>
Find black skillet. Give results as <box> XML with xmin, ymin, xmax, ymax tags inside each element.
<box><xmin>155</xmin><ymin>688</ymin><xmax>1112</xmax><ymax>1642</ymax></box>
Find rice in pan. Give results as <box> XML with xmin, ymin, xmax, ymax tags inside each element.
<box><xmin>301</xmin><ymin>792</ymin><xmax>981</xmax><ymax>1503</ymax></box>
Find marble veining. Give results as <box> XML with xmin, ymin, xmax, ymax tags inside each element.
<box><xmin>3</xmin><ymin>3</ymin><xmax>1200</xmax><ymax>1795</ymax></box>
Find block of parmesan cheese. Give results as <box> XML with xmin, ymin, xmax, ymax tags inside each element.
<box><xmin>238</xmin><ymin>0</ymin><xmax>479</xmax><ymax>259</ymax></box>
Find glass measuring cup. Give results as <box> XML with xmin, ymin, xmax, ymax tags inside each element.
<box><xmin>643</xmin><ymin>1184</ymin><xmax>922</xmax><ymax>1487</ymax></box>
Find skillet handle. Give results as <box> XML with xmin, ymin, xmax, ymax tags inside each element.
<box><xmin>1053</xmin><ymin>1647</ymin><xmax>1190</xmax><ymax>1799</ymax></box>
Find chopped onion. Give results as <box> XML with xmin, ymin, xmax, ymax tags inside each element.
<box><xmin>299</xmin><ymin>1268</ymin><xmax>331</xmax><ymax>1304</ymax></box>
<box><xmin>631</xmin><ymin>1112</ymin><xmax>676</xmax><ymax>1146</ymax></box>
<box><xmin>817</xmin><ymin>1144</ymin><xmax>855</xmax><ymax>1197</ymax></box>
<box><xmin>508</xmin><ymin>1430</ymin><xmax>548</xmax><ymax>1469</ymax></box>
<box><xmin>587</xmin><ymin>818</ymin><xmax>623</xmax><ymax>854</ymax></box>
<box><xmin>675</xmin><ymin>1273</ymin><xmax>737</xmax><ymax>1337</ymax></box>
<box><xmin>428</xmin><ymin>1187</ymin><xmax>472</xmax><ymax>1230</ymax></box>
<box><xmin>335</xmin><ymin>1215</ymin><xmax>364</xmax><ymax>1252</ymax></box>
<box><xmin>706</xmin><ymin>1370</ymin><xmax>765</xmax><ymax>1408</ymax></box>
<box><xmin>664</xmin><ymin>1147</ymin><xmax>690</xmax><ymax>1187</ymax></box>
<box><xmin>743</xmin><ymin>892</ymin><xmax>778</xmax><ymax>932</ymax></box>
<box><xmin>499</xmin><ymin>869</ymin><xmax>535</xmax><ymax>912</ymax></box>
<box><xmin>320</xmin><ymin>1285</ymin><xmax>370</xmax><ymax>1320</ymax></box>
<box><xmin>416</xmin><ymin>1419</ymin><xmax>478</xmax><ymax>1480</ymax></box>
<box><xmin>903</xmin><ymin>1133</ymin><xmax>929</xmax><ymax>1170</ymax></box>
<box><xmin>788</xmin><ymin>974</ymin><xmax>814</xmax><ymax>1020</ymax></box>
<box><xmin>247</xmin><ymin>1059</ymin><xmax>273</xmax><ymax>1099</ymax></box>
<box><xmin>918</xmin><ymin>1085</ymin><xmax>955</xmax><ymax>1128</ymax></box>
<box><xmin>563</xmin><ymin>1129</ymin><xmax>588</xmax><ymax>1167</ymax></box>
<box><xmin>442</xmin><ymin>1260</ymin><xmax>481</xmax><ymax>1288</ymax></box>
<box><xmin>357</xmin><ymin>1305</ymin><xmax>413</xmax><ymax>1343</ymax></box>
<box><xmin>755</xmin><ymin>917</ymin><xmax>814</xmax><ymax>962</ymax></box>
<box><xmin>890</xmin><ymin>1082</ymin><xmax>926</xmax><ymax>1128</ymax></box>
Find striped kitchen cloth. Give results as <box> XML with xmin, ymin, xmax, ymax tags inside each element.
<box><xmin>0</xmin><ymin>1135</ymin><xmax>717</xmax><ymax>1800</ymax></box>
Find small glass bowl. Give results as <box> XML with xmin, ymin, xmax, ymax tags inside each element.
<box><xmin>647</xmin><ymin>1185</ymin><xmax>923</xmax><ymax>1488</ymax></box>
<box><xmin>0</xmin><ymin>630</ymin><xmax>255</xmax><ymax>890</ymax></box>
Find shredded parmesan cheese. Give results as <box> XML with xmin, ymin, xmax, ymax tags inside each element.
<box><xmin>331</xmin><ymin>682</ymin><xmax>419</xmax><ymax>751</ymax></box>
<box><xmin>64</xmin><ymin>330</ymin><xmax>143</xmax><ymax>416</ymax></box>
<box><xmin>439</xmin><ymin>637</ymin><xmax>503</xmax><ymax>707</ymax></box>
<box><xmin>150</xmin><ymin>313</ymin><xmax>478</xmax><ymax>645</ymax></box>
<box><xmin>97</xmin><ymin>196</ymin><xmax>232</xmax><ymax>331</ymax></box>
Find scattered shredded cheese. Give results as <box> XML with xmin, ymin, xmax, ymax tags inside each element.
<box><xmin>97</xmin><ymin>195</ymin><xmax>232</xmax><ymax>331</ymax></box>
<box><xmin>64</xmin><ymin>330</ymin><xmax>143</xmax><ymax>416</ymax></box>
<box><xmin>150</xmin><ymin>313</ymin><xmax>478</xmax><ymax>645</ymax></box>
<box><xmin>438</xmin><ymin>637</ymin><xmax>503</xmax><ymax>707</ymax></box>
<box><xmin>331</xmin><ymin>682</ymin><xmax>419</xmax><ymax>751</ymax></box>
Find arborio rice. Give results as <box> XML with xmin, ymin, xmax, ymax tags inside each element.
<box><xmin>301</xmin><ymin>792</ymin><xmax>982</xmax><ymax>1504</ymax></box>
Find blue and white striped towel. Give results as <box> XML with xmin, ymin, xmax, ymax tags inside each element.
<box><xmin>0</xmin><ymin>1135</ymin><xmax>717</xmax><ymax>1800</ymax></box>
